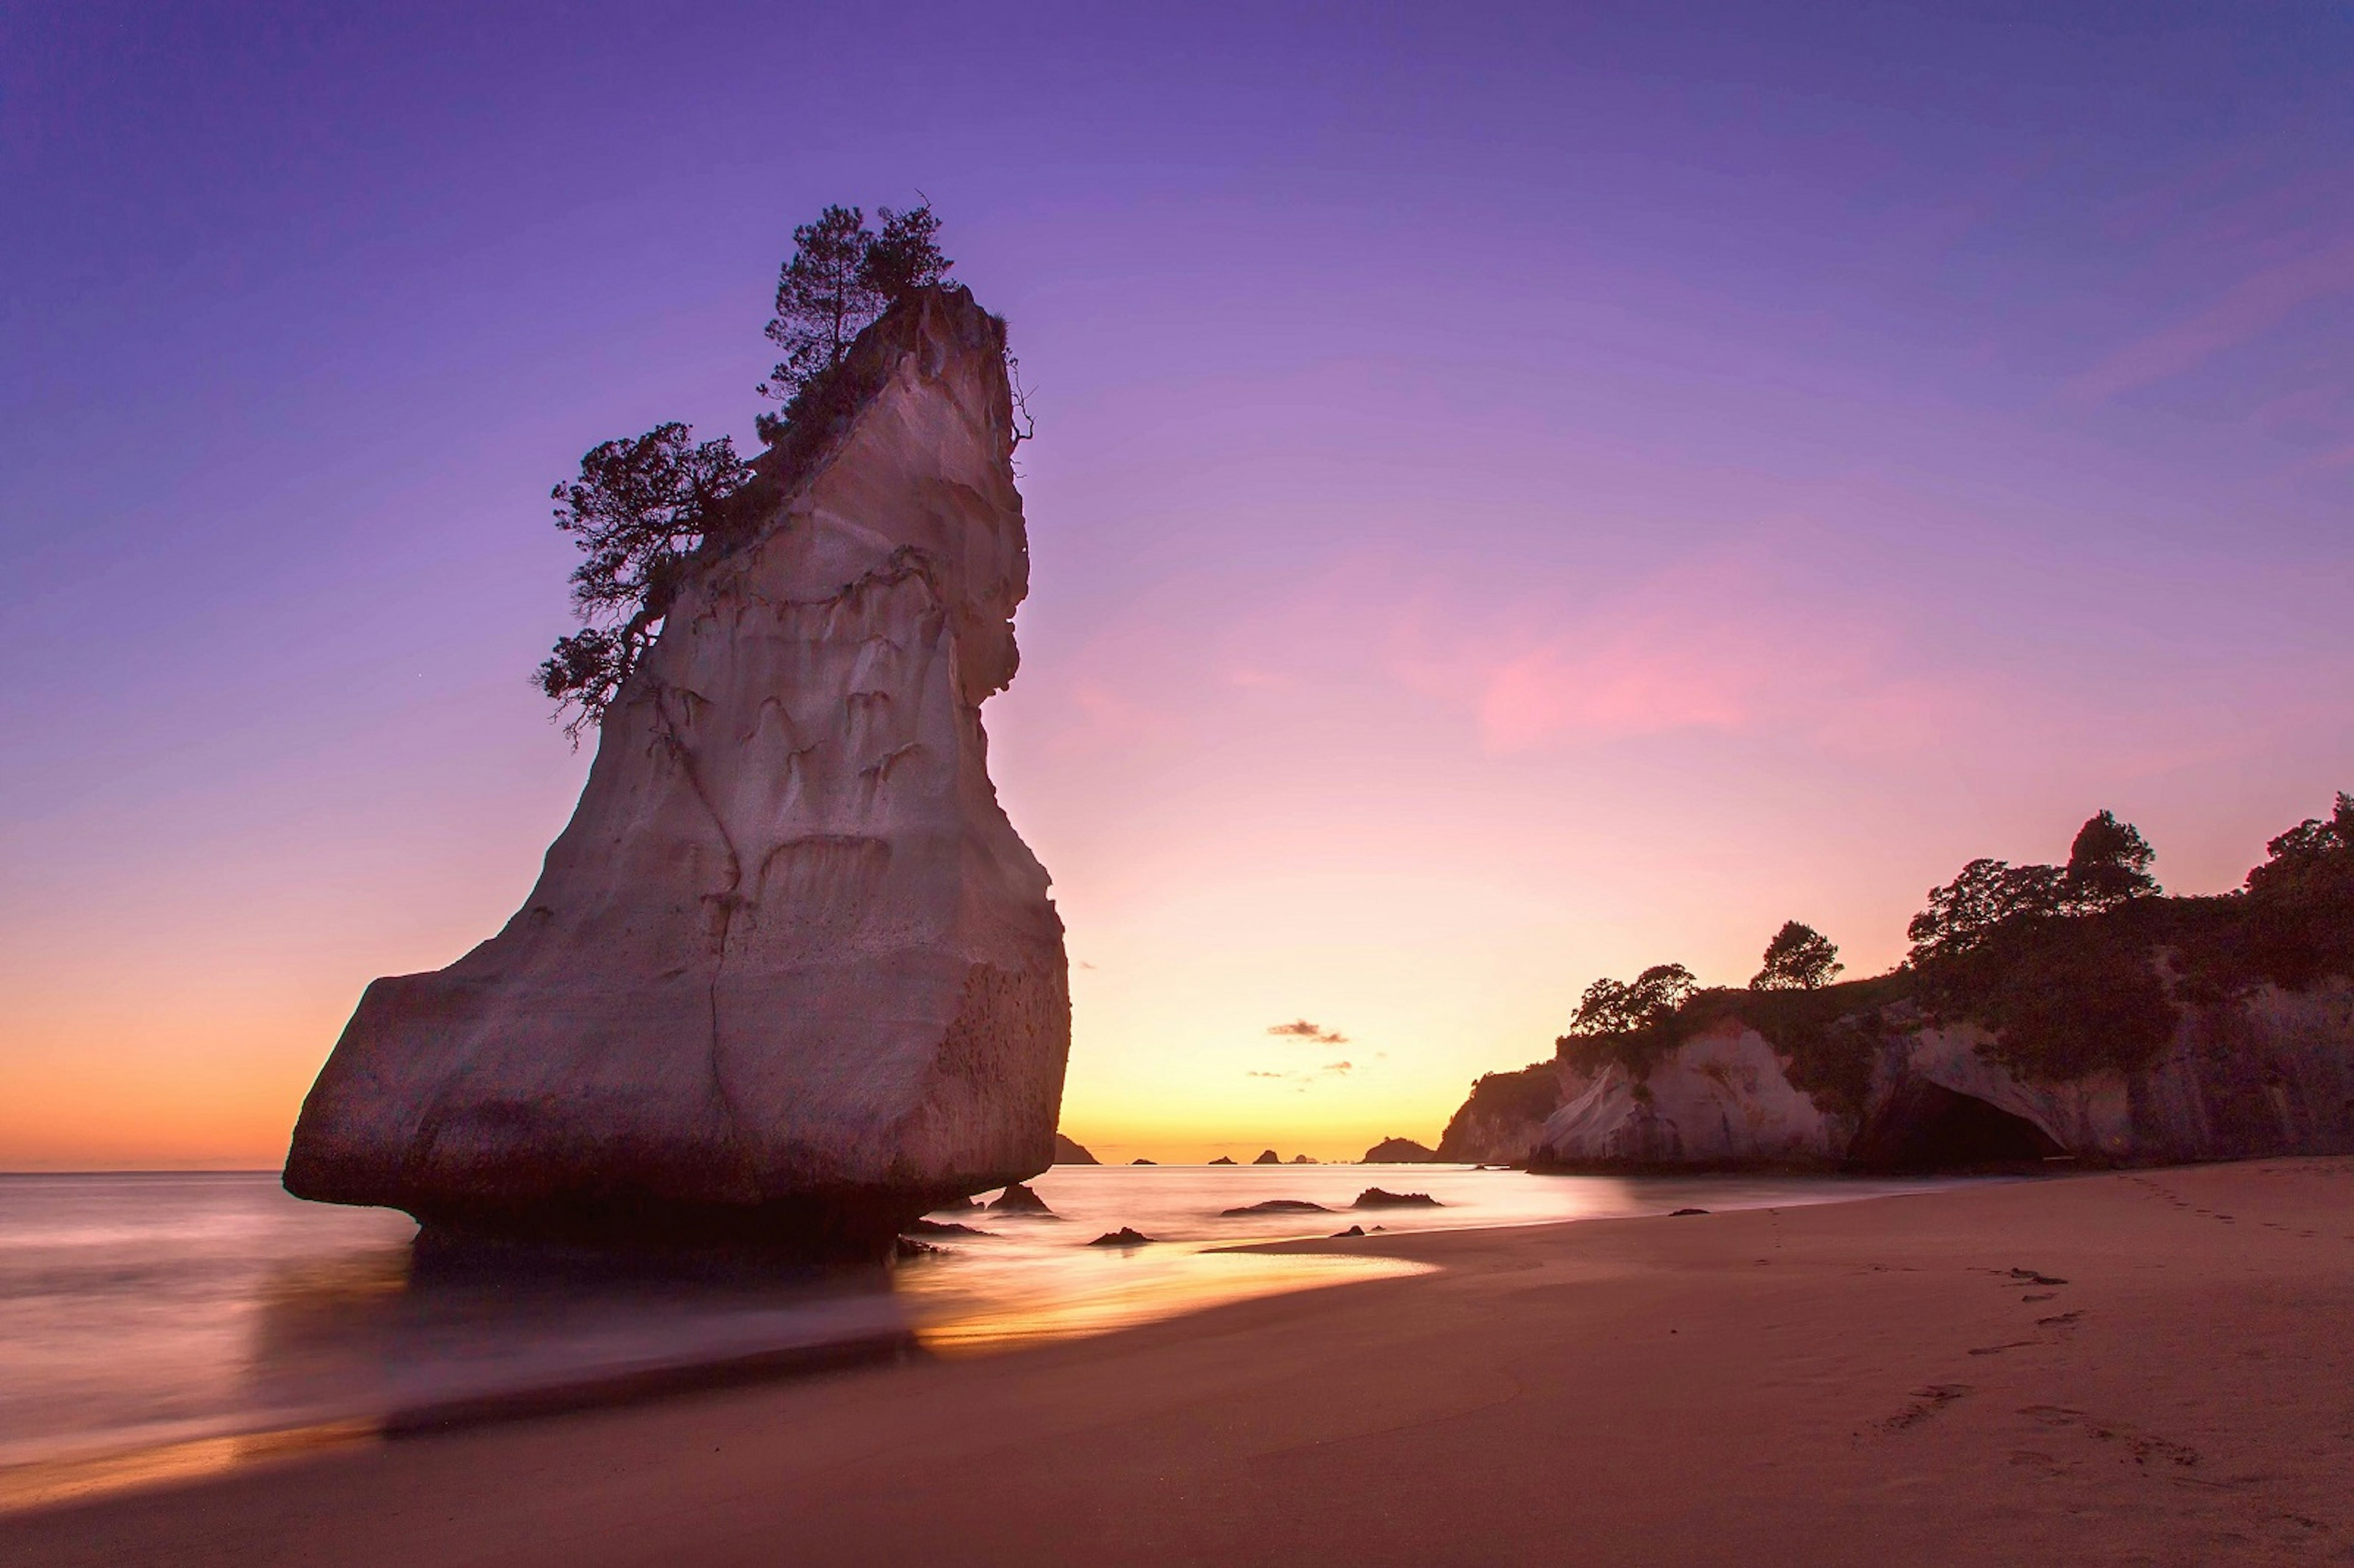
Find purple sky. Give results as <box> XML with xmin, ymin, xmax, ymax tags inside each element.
<box><xmin>4</xmin><ymin>2</ymin><xmax>2350</xmax><ymax>1164</ymax></box>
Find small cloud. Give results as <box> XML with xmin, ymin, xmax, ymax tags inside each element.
<box><xmin>1245</xmin><ymin>1070</ymin><xmax>1287</xmax><ymax>1079</ymax></box>
<box><xmin>1323</xmin><ymin>1060</ymin><xmax>1353</xmax><ymax>1074</ymax></box>
<box><xmin>1267</xmin><ymin>1018</ymin><xmax>1348</xmax><ymax>1045</ymax></box>
<box><xmin>1073</xmin><ymin>960</ymin><xmax>1097</xmax><ymax>970</ymax></box>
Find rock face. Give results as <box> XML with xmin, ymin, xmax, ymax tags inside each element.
<box><xmin>1435</xmin><ymin>1064</ymin><xmax>1572</xmax><ymax>1165</ymax></box>
<box><xmin>284</xmin><ymin>287</ymin><xmax>1070</xmax><ymax>1256</ymax></box>
<box><xmin>1526</xmin><ymin>981</ymin><xmax>2354</xmax><ymax>1172</ymax></box>
<box><xmin>1542</xmin><ymin>1024</ymin><xmax>1840</xmax><ymax>1167</ymax></box>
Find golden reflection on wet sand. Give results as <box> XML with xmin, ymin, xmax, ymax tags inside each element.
<box><xmin>903</xmin><ymin>1244</ymin><xmax>1434</xmax><ymax>1353</ymax></box>
<box><xmin>0</xmin><ymin>1421</ymin><xmax>379</xmax><ymax>1515</ymax></box>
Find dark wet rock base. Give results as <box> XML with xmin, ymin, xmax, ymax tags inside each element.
<box><xmin>404</xmin><ymin>1187</ymin><xmax>982</xmax><ymax>1269</ymax></box>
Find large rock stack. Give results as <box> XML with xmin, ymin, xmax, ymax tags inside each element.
<box><xmin>286</xmin><ymin>287</ymin><xmax>1070</xmax><ymax>1257</ymax></box>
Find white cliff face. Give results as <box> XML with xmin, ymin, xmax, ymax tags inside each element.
<box><xmin>1531</xmin><ymin>980</ymin><xmax>2354</xmax><ymax>1171</ymax></box>
<box><xmin>286</xmin><ymin>289</ymin><xmax>1069</xmax><ymax>1251</ymax></box>
<box><xmin>1540</xmin><ymin>1023</ymin><xmax>1843</xmax><ymax>1167</ymax></box>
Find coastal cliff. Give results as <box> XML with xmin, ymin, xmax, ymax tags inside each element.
<box><xmin>1453</xmin><ymin>797</ymin><xmax>2354</xmax><ymax>1174</ymax></box>
<box><xmin>1435</xmin><ymin>1063</ymin><xmax>1575</xmax><ymax>1163</ymax></box>
<box><xmin>1514</xmin><ymin>979</ymin><xmax>2354</xmax><ymax>1173</ymax></box>
<box><xmin>286</xmin><ymin>286</ymin><xmax>1070</xmax><ymax>1254</ymax></box>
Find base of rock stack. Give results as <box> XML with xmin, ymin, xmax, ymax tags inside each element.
<box><xmin>402</xmin><ymin>1187</ymin><xmax>966</xmax><ymax>1268</ymax></box>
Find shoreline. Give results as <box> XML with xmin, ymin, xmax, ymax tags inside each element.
<box><xmin>5</xmin><ymin>1157</ymin><xmax>2350</xmax><ymax>1564</ymax></box>
<box><xmin>0</xmin><ymin>1168</ymin><xmax>1980</xmax><ymax>1510</ymax></box>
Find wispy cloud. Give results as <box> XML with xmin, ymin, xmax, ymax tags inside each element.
<box><xmin>1386</xmin><ymin>545</ymin><xmax>1985</xmax><ymax>756</ymax></box>
<box><xmin>1246</xmin><ymin>1059</ymin><xmax>1355</xmax><ymax>1085</ymax></box>
<box><xmin>1268</xmin><ymin>1018</ymin><xmax>1347</xmax><ymax>1045</ymax></box>
<box><xmin>2068</xmin><ymin>238</ymin><xmax>2354</xmax><ymax>405</ymax></box>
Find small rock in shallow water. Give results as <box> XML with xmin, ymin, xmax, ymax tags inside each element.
<box><xmin>988</xmin><ymin>1183</ymin><xmax>1055</xmax><ymax>1215</ymax></box>
<box><xmin>905</xmin><ymin>1219</ymin><xmax>989</xmax><ymax>1236</ymax></box>
<box><xmin>1088</xmin><ymin>1228</ymin><xmax>1155</xmax><ymax>1247</ymax></box>
<box><xmin>1669</xmin><ymin>1208</ymin><xmax>1709</xmax><ymax>1217</ymax></box>
<box><xmin>1330</xmin><ymin>1225</ymin><xmax>1365</xmax><ymax>1238</ymax></box>
<box><xmin>1353</xmin><ymin>1188</ymin><xmax>1441</xmax><ymax>1209</ymax></box>
<box><xmin>1221</xmin><ymin>1199</ymin><xmax>1331</xmax><ymax>1216</ymax></box>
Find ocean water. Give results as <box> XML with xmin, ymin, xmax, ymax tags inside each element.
<box><xmin>0</xmin><ymin>1165</ymin><xmax>1973</xmax><ymax>1486</ymax></box>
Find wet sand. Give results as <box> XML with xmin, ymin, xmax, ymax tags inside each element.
<box><xmin>6</xmin><ymin>1159</ymin><xmax>2350</xmax><ymax>1566</ymax></box>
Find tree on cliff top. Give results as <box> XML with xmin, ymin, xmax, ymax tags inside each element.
<box><xmin>1563</xmin><ymin>964</ymin><xmax>1697</xmax><ymax>1040</ymax></box>
<box><xmin>536</xmin><ymin>422</ymin><xmax>752</xmax><ymax>740</ymax></box>
<box><xmin>1751</xmin><ymin>921</ymin><xmax>1842</xmax><ymax>990</ymax></box>
<box><xmin>1906</xmin><ymin>810</ymin><xmax>2159</xmax><ymax>964</ymax></box>
<box><xmin>758</xmin><ymin>202</ymin><xmax>952</xmax><ymax>439</ymax></box>
<box><xmin>2063</xmin><ymin>809</ymin><xmax>2158</xmax><ymax>910</ymax></box>
<box><xmin>2245</xmin><ymin>791</ymin><xmax>2354</xmax><ymax>897</ymax></box>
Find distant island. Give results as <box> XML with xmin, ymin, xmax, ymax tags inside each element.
<box><xmin>1438</xmin><ymin>799</ymin><xmax>2354</xmax><ymax>1172</ymax></box>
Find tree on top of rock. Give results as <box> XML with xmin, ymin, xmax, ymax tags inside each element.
<box><xmin>2245</xmin><ymin>791</ymin><xmax>2354</xmax><ymax>897</ymax></box>
<box><xmin>1751</xmin><ymin>921</ymin><xmax>1842</xmax><ymax>990</ymax></box>
<box><xmin>1905</xmin><ymin>809</ymin><xmax>2160</xmax><ymax>964</ymax></box>
<box><xmin>536</xmin><ymin>199</ymin><xmax>955</xmax><ymax>739</ymax></box>
<box><xmin>1564</xmin><ymin>963</ymin><xmax>1696</xmax><ymax>1039</ymax></box>
<box><xmin>759</xmin><ymin>201</ymin><xmax>953</xmax><ymax>437</ymax></box>
<box><xmin>2063</xmin><ymin>809</ymin><xmax>2158</xmax><ymax>911</ymax></box>
<box><xmin>536</xmin><ymin>423</ymin><xmax>752</xmax><ymax>740</ymax></box>
<box><xmin>1906</xmin><ymin>858</ymin><xmax>2064</xmax><ymax>964</ymax></box>
<box><xmin>864</xmin><ymin>204</ymin><xmax>951</xmax><ymax>299</ymax></box>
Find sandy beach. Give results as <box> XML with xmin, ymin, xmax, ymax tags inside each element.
<box><xmin>6</xmin><ymin>1159</ymin><xmax>2350</xmax><ymax>1567</ymax></box>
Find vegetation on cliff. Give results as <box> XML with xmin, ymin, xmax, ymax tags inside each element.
<box><xmin>1751</xmin><ymin>921</ymin><xmax>1842</xmax><ymax>991</ymax></box>
<box><xmin>756</xmin><ymin>203</ymin><xmax>951</xmax><ymax>440</ymax></box>
<box><xmin>1434</xmin><ymin>1062</ymin><xmax>1561</xmax><ymax>1161</ymax></box>
<box><xmin>1541</xmin><ymin>798</ymin><xmax>2354</xmax><ymax>1111</ymax></box>
<box><xmin>535</xmin><ymin>199</ymin><xmax>998</xmax><ymax>739</ymax></box>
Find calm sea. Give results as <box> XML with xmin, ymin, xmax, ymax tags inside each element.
<box><xmin>0</xmin><ymin>1165</ymin><xmax>1973</xmax><ymax>1483</ymax></box>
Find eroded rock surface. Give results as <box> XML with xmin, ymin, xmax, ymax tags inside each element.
<box><xmin>1526</xmin><ymin>980</ymin><xmax>2354</xmax><ymax>1172</ymax></box>
<box><xmin>285</xmin><ymin>287</ymin><xmax>1069</xmax><ymax>1256</ymax></box>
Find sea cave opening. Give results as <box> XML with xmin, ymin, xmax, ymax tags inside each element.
<box><xmin>1855</xmin><ymin>1083</ymin><xmax>2066</xmax><ymax>1172</ymax></box>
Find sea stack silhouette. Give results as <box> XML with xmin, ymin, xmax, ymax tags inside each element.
<box><xmin>284</xmin><ymin>286</ymin><xmax>1070</xmax><ymax>1258</ymax></box>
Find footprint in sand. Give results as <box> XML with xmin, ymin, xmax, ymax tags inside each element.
<box><xmin>1879</xmin><ymin>1384</ymin><xmax>1972</xmax><ymax>1433</ymax></box>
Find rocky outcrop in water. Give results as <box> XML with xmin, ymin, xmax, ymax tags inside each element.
<box><xmin>284</xmin><ymin>287</ymin><xmax>1069</xmax><ymax>1257</ymax></box>
<box><xmin>1053</xmin><ymin>1133</ymin><xmax>1100</xmax><ymax>1165</ymax></box>
<box><xmin>1360</xmin><ymin>1136</ymin><xmax>1440</xmax><ymax>1163</ymax></box>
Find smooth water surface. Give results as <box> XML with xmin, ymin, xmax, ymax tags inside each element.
<box><xmin>0</xmin><ymin>1165</ymin><xmax>1978</xmax><ymax>1477</ymax></box>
